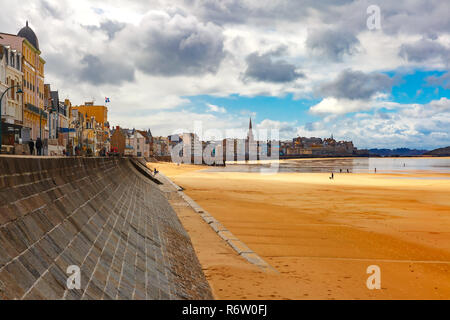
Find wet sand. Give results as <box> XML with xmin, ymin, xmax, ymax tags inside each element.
<box><xmin>151</xmin><ymin>162</ymin><xmax>450</xmax><ymax>300</ymax></box>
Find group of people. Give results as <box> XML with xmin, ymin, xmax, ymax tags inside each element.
<box><xmin>330</xmin><ymin>168</ymin><xmax>351</xmax><ymax>180</ymax></box>
<box><xmin>27</xmin><ymin>138</ymin><xmax>43</xmax><ymax>156</ymax></box>
<box><xmin>330</xmin><ymin>167</ymin><xmax>386</xmax><ymax>179</ymax></box>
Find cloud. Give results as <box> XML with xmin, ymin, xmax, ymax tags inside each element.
<box><xmin>300</xmin><ymin>98</ymin><xmax>450</xmax><ymax>149</ymax></box>
<box><xmin>1</xmin><ymin>0</ymin><xmax>449</xmax><ymax>149</ymax></box>
<box><xmin>243</xmin><ymin>51</ymin><xmax>304</xmax><ymax>83</ymax></box>
<box><xmin>40</xmin><ymin>0</ymin><xmax>63</xmax><ymax>19</ymax></box>
<box><xmin>256</xmin><ymin>119</ymin><xmax>297</xmax><ymax>138</ymax></box>
<box><xmin>319</xmin><ymin>69</ymin><xmax>394</xmax><ymax>100</ymax></box>
<box><xmin>83</xmin><ymin>20</ymin><xmax>126</xmax><ymax>39</ymax></box>
<box><xmin>399</xmin><ymin>38</ymin><xmax>450</xmax><ymax>63</ymax></box>
<box><xmin>377</xmin><ymin>1</ymin><xmax>450</xmax><ymax>36</ymax></box>
<box><xmin>306</xmin><ymin>28</ymin><xmax>360</xmax><ymax>61</ymax></box>
<box><xmin>426</xmin><ymin>72</ymin><xmax>450</xmax><ymax>89</ymax></box>
<box><xmin>310</xmin><ymin>98</ymin><xmax>370</xmax><ymax>115</ymax></box>
<box><xmin>183</xmin><ymin>0</ymin><xmax>355</xmax><ymax>25</ymax></box>
<box><xmin>206</xmin><ymin>103</ymin><xmax>226</xmax><ymax>113</ymax></box>
<box><xmin>126</xmin><ymin>11</ymin><xmax>226</xmax><ymax>77</ymax></box>
<box><xmin>79</xmin><ymin>54</ymin><xmax>135</xmax><ymax>85</ymax></box>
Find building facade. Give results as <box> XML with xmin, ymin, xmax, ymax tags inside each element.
<box><xmin>0</xmin><ymin>21</ymin><xmax>47</xmax><ymax>144</ymax></box>
<box><xmin>0</xmin><ymin>42</ymin><xmax>24</xmax><ymax>152</ymax></box>
<box><xmin>110</xmin><ymin>126</ymin><xmax>127</xmax><ymax>155</ymax></box>
<box><xmin>44</xmin><ymin>87</ymin><xmax>70</xmax><ymax>155</ymax></box>
<box><xmin>72</xmin><ymin>102</ymin><xmax>108</xmax><ymax>150</ymax></box>
<box><xmin>152</xmin><ymin>136</ymin><xmax>170</xmax><ymax>157</ymax></box>
<box><xmin>136</xmin><ymin>130</ymin><xmax>152</xmax><ymax>157</ymax></box>
<box><xmin>72</xmin><ymin>102</ymin><xmax>108</xmax><ymax>131</ymax></box>
<box><xmin>20</xmin><ymin>22</ymin><xmax>46</xmax><ymax>141</ymax></box>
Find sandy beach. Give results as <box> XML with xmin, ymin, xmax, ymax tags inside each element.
<box><xmin>151</xmin><ymin>161</ymin><xmax>450</xmax><ymax>300</ymax></box>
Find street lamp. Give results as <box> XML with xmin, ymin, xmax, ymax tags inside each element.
<box><xmin>0</xmin><ymin>85</ymin><xmax>23</xmax><ymax>153</ymax></box>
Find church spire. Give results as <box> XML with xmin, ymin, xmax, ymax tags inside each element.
<box><xmin>247</xmin><ymin>117</ymin><xmax>254</xmax><ymax>142</ymax></box>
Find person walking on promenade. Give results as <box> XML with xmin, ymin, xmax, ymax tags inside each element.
<box><xmin>154</xmin><ymin>168</ymin><xmax>158</xmax><ymax>176</ymax></box>
<box><xmin>28</xmin><ymin>140</ymin><xmax>35</xmax><ymax>155</ymax></box>
<box><xmin>36</xmin><ymin>138</ymin><xmax>43</xmax><ymax>156</ymax></box>
<box><xmin>330</xmin><ymin>172</ymin><xmax>334</xmax><ymax>180</ymax></box>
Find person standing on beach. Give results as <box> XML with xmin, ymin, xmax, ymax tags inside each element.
<box><xmin>375</xmin><ymin>168</ymin><xmax>377</xmax><ymax>173</ymax></box>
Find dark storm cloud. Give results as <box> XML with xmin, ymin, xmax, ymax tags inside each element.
<box><xmin>319</xmin><ymin>69</ymin><xmax>394</xmax><ymax>100</ymax></box>
<box><xmin>75</xmin><ymin>11</ymin><xmax>227</xmax><ymax>82</ymax></box>
<box><xmin>306</xmin><ymin>29</ymin><xmax>360</xmax><ymax>61</ymax></box>
<box><xmin>183</xmin><ymin>0</ymin><xmax>355</xmax><ymax>25</ymax></box>
<box><xmin>244</xmin><ymin>51</ymin><xmax>304</xmax><ymax>83</ymax></box>
<box><xmin>79</xmin><ymin>54</ymin><xmax>135</xmax><ymax>85</ymax></box>
<box><xmin>378</xmin><ymin>1</ymin><xmax>450</xmax><ymax>36</ymax></box>
<box><xmin>316</xmin><ymin>1</ymin><xmax>450</xmax><ymax>38</ymax></box>
<box><xmin>426</xmin><ymin>72</ymin><xmax>450</xmax><ymax>89</ymax></box>
<box><xmin>131</xmin><ymin>13</ymin><xmax>226</xmax><ymax>76</ymax></box>
<box><xmin>84</xmin><ymin>20</ymin><xmax>126</xmax><ymax>40</ymax></box>
<box><xmin>399</xmin><ymin>39</ymin><xmax>450</xmax><ymax>63</ymax></box>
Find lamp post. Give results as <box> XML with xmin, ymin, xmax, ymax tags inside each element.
<box><xmin>0</xmin><ymin>85</ymin><xmax>23</xmax><ymax>153</ymax></box>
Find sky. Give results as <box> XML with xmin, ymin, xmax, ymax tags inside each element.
<box><xmin>1</xmin><ymin>0</ymin><xmax>449</xmax><ymax>149</ymax></box>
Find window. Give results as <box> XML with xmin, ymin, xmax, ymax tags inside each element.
<box><xmin>10</xmin><ymin>80</ymin><xmax>15</xmax><ymax>98</ymax></box>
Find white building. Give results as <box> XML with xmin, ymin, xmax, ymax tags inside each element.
<box><xmin>0</xmin><ymin>44</ymin><xmax>24</xmax><ymax>152</ymax></box>
<box><xmin>124</xmin><ymin>130</ymin><xmax>146</xmax><ymax>157</ymax></box>
<box><xmin>0</xmin><ymin>45</ymin><xmax>7</xmax><ymax>105</ymax></box>
<box><xmin>2</xmin><ymin>45</ymin><xmax>23</xmax><ymax>126</ymax></box>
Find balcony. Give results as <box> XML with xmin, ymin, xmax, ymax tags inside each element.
<box><xmin>25</xmin><ymin>103</ymin><xmax>47</xmax><ymax>119</ymax></box>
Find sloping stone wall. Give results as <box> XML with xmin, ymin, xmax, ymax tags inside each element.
<box><xmin>0</xmin><ymin>156</ymin><xmax>212</xmax><ymax>300</ymax></box>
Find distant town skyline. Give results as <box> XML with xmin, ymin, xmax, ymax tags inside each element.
<box><xmin>1</xmin><ymin>0</ymin><xmax>449</xmax><ymax>149</ymax></box>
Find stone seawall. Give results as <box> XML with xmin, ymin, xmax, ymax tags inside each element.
<box><xmin>0</xmin><ymin>156</ymin><xmax>212</xmax><ymax>300</ymax></box>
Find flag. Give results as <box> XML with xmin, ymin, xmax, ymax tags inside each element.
<box><xmin>105</xmin><ymin>97</ymin><xmax>110</xmax><ymax>103</ymax></box>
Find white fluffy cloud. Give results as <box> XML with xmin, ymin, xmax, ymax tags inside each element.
<box><xmin>206</xmin><ymin>104</ymin><xmax>226</xmax><ymax>113</ymax></box>
<box><xmin>300</xmin><ymin>98</ymin><xmax>450</xmax><ymax>149</ymax></box>
<box><xmin>310</xmin><ymin>98</ymin><xmax>371</xmax><ymax>115</ymax></box>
